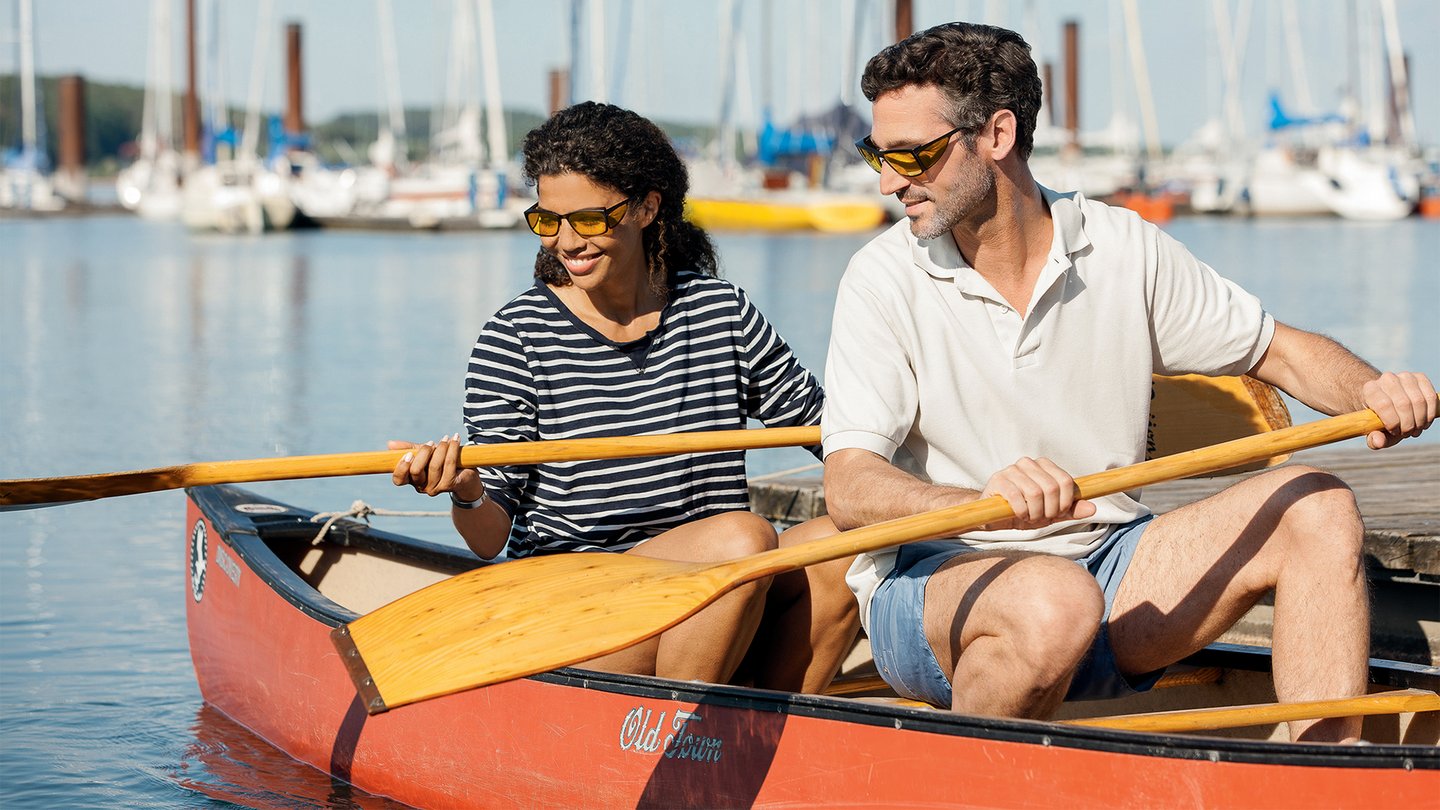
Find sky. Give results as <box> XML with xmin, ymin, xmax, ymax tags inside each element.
<box><xmin>8</xmin><ymin>0</ymin><xmax>1440</xmax><ymax>151</ymax></box>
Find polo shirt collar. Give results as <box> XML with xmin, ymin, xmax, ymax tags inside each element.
<box><xmin>909</xmin><ymin>184</ymin><xmax>1093</xmax><ymax>292</ymax></box>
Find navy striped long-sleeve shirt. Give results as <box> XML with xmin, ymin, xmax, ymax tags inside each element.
<box><xmin>463</xmin><ymin>272</ymin><xmax>824</xmax><ymax>558</ymax></box>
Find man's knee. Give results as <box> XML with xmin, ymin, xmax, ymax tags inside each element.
<box><xmin>989</xmin><ymin>558</ymin><xmax>1103</xmax><ymax>673</ymax></box>
<box><xmin>1262</xmin><ymin>465</ymin><xmax>1363</xmax><ymax>554</ymax></box>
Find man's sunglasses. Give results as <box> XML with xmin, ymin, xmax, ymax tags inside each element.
<box><xmin>524</xmin><ymin>198</ymin><xmax>633</xmax><ymax>237</ymax></box>
<box><xmin>854</xmin><ymin>125</ymin><xmax>970</xmax><ymax>177</ymax></box>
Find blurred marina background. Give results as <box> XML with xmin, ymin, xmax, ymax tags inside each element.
<box><xmin>3</xmin><ymin>0</ymin><xmax>1440</xmax><ymax>225</ymax></box>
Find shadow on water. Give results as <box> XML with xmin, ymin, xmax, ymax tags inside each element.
<box><xmin>174</xmin><ymin>703</ymin><xmax>406</xmax><ymax>809</ymax></box>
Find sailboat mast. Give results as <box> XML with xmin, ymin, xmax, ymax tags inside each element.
<box><xmin>376</xmin><ymin>0</ymin><xmax>407</xmax><ymax>146</ymax></box>
<box><xmin>1120</xmin><ymin>0</ymin><xmax>1162</xmax><ymax>162</ymax></box>
<box><xmin>18</xmin><ymin>0</ymin><xmax>37</xmax><ymax>153</ymax></box>
<box><xmin>588</xmin><ymin>0</ymin><xmax>606</xmax><ymax>103</ymax></box>
<box><xmin>1376</xmin><ymin>0</ymin><xmax>1414</xmax><ymax>146</ymax></box>
<box><xmin>716</xmin><ymin>0</ymin><xmax>740</xmax><ymax>172</ymax></box>
<box><xmin>476</xmin><ymin>0</ymin><xmax>508</xmax><ymax>168</ymax></box>
<box><xmin>239</xmin><ymin>0</ymin><xmax>275</xmax><ymax>164</ymax></box>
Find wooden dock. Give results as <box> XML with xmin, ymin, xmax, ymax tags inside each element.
<box><xmin>750</xmin><ymin>444</ymin><xmax>1439</xmax><ymax>664</ymax></box>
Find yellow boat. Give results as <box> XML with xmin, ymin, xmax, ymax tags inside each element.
<box><xmin>685</xmin><ymin>193</ymin><xmax>888</xmax><ymax>233</ymax></box>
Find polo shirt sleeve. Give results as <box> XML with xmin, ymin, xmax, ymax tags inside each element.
<box><xmin>1148</xmin><ymin>226</ymin><xmax>1275</xmax><ymax>377</ymax></box>
<box><xmin>821</xmin><ymin>261</ymin><xmax>918</xmax><ymax>461</ymax></box>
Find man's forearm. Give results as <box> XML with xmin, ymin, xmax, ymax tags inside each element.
<box><xmin>823</xmin><ymin>448</ymin><xmax>981</xmax><ymax>531</ymax></box>
<box><xmin>1250</xmin><ymin>322</ymin><xmax>1379</xmax><ymax>416</ymax></box>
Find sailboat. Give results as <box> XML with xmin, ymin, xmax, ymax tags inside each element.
<box><xmin>302</xmin><ymin>0</ymin><xmax>522</xmax><ymax>231</ymax></box>
<box><xmin>0</xmin><ymin>0</ymin><xmax>63</xmax><ymax>212</ymax></box>
<box><xmin>1184</xmin><ymin>0</ymin><xmax>1418</xmax><ymax>220</ymax></box>
<box><xmin>1303</xmin><ymin>0</ymin><xmax>1420</xmax><ymax>221</ymax></box>
<box><xmin>180</xmin><ymin>0</ymin><xmax>296</xmax><ymax>234</ymax></box>
<box><xmin>1175</xmin><ymin>0</ymin><xmax>1331</xmax><ymax>217</ymax></box>
<box><xmin>116</xmin><ymin>0</ymin><xmax>183</xmax><ymax>220</ymax></box>
<box><xmin>685</xmin><ymin>0</ymin><xmax>886</xmax><ymax>234</ymax></box>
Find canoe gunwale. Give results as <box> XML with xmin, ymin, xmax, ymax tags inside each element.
<box><xmin>186</xmin><ymin>484</ymin><xmax>1440</xmax><ymax>772</ymax></box>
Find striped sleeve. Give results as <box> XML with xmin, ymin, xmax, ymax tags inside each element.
<box><xmin>462</xmin><ymin>304</ymin><xmax>541</xmax><ymax>518</ymax></box>
<box><xmin>732</xmin><ymin>284</ymin><xmax>825</xmax><ymax>443</ymax></box>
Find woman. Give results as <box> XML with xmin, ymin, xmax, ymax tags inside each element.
<box><xmin>393</xmin><ymin>102</ymin><xmax>857</xmax><ymax>691</ymax></box>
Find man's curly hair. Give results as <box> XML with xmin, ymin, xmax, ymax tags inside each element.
<box><xmin>861</xmin><ymin>22</ymin><xmax>1042</xmax><ymax>160</ymax></box>
<box><xmin>521</xmin><ymin>101</ymin><xmax>718</xmax><ymax>293</ymax></box>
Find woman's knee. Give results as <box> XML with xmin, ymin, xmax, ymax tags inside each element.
<box><xmin>779</xmin><ymin>518</ymin><xmax>857</xmax><ymax>620</ymax></box>
<box><xmin>719</xmin><ymin>511</ymin><xmax>780</xmax><ymax>557</ymax></box>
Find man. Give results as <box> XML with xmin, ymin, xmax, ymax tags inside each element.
<box><xmin>822</xmin><ymin>22</ymin><xmax>1435</xmax><ymax>742</ymax></box>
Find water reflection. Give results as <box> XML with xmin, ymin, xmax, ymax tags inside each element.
<box><xmin>175</xmin><ymin>704</ymin><xmax>406</xmax><ymax>809</ymax></box>
<box><xmin>1</xmin><ymin>214</ymin><xmax>1437</xmax><ymax>808</ymax></box>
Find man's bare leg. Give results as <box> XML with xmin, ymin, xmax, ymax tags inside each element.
<box><xmin>924</xmin><ymin>551</ymin><xmax>1104</xmax><ymax>717</ymax></box>
<box><xmin>1107</xmin><ymin>465</ymin><xmax>1369</xmax><ymax>742</ymax></box>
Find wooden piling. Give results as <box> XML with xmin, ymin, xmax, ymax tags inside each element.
<box><xmin>894</xmin><ymin>0</ymin><xmax>912</xmax><ymax>43</ymax></box>
<box><xmin>285</xmin><ymin>22</ymin><xmax>304</xmax><ymax>135</ymax></box>
<box><xmin>183</xmin><ymin>0</ymin><xmax>200</xmax><ymax>160</ymax></box>
<box><xmin>56</xmin><ymin>74</ymin><xmax>87</xmax><ymax>200</ymax></box>
<box><xmin>1063</xmin><ymin>19</ymin><xmax>1079</xmax><ymax>153</ymax></box>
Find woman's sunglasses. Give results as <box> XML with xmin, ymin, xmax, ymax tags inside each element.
<box><xmin>524</xmin><ymin>198</ymin><xmax>633</xmax><ymax>237</ymax></box>
<box><xmin>854</xmin><ymin>125</ymin><xmax>969</xmax><ymax>177</ymax></box>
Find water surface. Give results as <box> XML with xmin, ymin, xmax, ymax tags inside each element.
<box><xmin>1</xmin><ymin>214</ymin><xmax>1436</xmax><ymax>806</ymax></box>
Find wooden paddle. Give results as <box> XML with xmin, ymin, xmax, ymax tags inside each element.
<box><xmin>0</xmin><ymin>373</ymin><xmax>1281</xmax><ymax>510</ymax></box>
<box><xmin>1061</xmin><ymin>688</ymin><xmax>1440</xmax><ymax>734</ymax></box>
<box><xmin>0</xmin><ymin>426</ymin><xmax>820</xmax><ymax>509</ymax></box>
<box><xmin>333</xmin><ymin>406</ymin><xmax>1390</xmax><ymax>715</ymax></box>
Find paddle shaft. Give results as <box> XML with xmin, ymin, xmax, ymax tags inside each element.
<box><xmin>715</xmin><ymin>408</ymin><xmax>1385</xmax><ymax>584</ymax></box>
<box><xmin>1061</xmin><ymin>688</ymin><xmax>1440</xmax><ymax>733</ymax></box>
<box><xmin>0</xmin><ymin>426</ymin><xmax>820</xmax><ymax>508</ymax></box>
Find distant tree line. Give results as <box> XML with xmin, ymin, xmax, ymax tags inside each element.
<box><xmin>1</xmin><ymin>75</ymin><xmax>718</xmax><ymax>175</ymax></box>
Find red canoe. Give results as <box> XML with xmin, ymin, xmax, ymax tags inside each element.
<box><xmin>184</xmin><ymin>484</ymin><xmax>1440</xmax><ymax>809</ymax></box>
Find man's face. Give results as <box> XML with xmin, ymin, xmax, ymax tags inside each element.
<box><xmin>870</xmin><ymin>85</ymin><xmax>995</xmax><ymax>240</ymax></box>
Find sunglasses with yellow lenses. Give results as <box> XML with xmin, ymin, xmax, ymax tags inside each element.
<box><xmin>524</xmin><ymin>198</ymin><xmax>633</xmax><ymax>237</ymax></box>
<box><xmin>854</xmin><ymin>125</ymin><xmax>968</xmax><ymax>177</ymax></box>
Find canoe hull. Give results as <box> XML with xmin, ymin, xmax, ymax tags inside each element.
<box><xmin>184</xmin><ymin>487</ymin><xmax>1440</xmax><ymax>809</ymax></box>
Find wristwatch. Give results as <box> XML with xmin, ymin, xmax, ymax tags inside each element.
<box><xmin>450</xmin><ymin>488</ymin><xmax>489</xmax><ymax>510</ymax></box>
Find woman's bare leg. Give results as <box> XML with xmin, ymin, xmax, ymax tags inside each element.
<box><xmin>741</xmin><ymin>517</ymin><xmax>861</xmax><ymax>693</ymax></box>
<box><xmin>579</xmin><ymin>511</ymin><xmax>777</xmax><ymax>682</ymax></box>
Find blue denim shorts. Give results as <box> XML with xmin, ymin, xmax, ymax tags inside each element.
<box><xmin>868</xmin><ymin>515</ymin><xmax>1164</xmax><ymax>707</ymax></box>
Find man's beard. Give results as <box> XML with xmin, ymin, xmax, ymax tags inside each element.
<box><xmin>905</xmin><ymin>159</ymin><xmax>997</xmax><ymax>241</ymax></box>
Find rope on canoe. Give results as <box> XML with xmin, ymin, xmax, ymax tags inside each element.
<box><xmin>309</xmin><ymin>500</ymin><xmax>448</xmax><ymax>544</ymax></box>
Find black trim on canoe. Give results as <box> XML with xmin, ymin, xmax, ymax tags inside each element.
<box><xmin>185</xmin><ymin>484</ymin><xmax>1440</xmax><ymax>772</ymax></box>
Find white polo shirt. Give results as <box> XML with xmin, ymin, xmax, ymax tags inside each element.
<box><xmin>823</xmin><ymin>187</ymin><xmax>1274</xmax><ymax>630</ymax></box>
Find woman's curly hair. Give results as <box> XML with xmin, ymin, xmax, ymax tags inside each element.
<box><xmin>521</xmin><ymin>102</ymin><xmax>718</xmax><ymax>294</ymax></box>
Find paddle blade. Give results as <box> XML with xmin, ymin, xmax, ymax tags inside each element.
<box><xmin>333</xmin><ymin>553</ymin><xmax>724</xmax><ymax>714</ymax></box>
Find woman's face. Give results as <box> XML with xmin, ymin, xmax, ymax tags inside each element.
<box><xmin>533</xmin><ymin>172</ymin><xmax>658</xmax><ymax>294</ymax></box>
